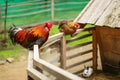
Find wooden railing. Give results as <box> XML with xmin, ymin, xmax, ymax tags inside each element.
<box><xmin>27</xmin><ymin>45</ymin><xmax>85</xmax><ymax>80</ymax></box>
<box><xmin>27</xmin><ymin>27</ymin><xmax>95</xmax><ymax>80</ymax></box>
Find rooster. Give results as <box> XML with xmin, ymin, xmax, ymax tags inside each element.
<box><xmin>58</xmin><ymin>21</ymin><xmax>80</xmax><ymax>35</ymax></box>
<box><xmin>9</xmin><ymin>22</ymin><xmax>52</xmax><ymax>50</ymax></box>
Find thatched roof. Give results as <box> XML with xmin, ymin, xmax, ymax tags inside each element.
<box><xmin>74</xmin><ymin>0</ymin><xmax>120</xmax><ymax>28</ymax></box>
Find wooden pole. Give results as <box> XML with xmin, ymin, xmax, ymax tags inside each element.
<box><xmin>4</xmin><ymin>0</ymin><xmax>8</xmax><ymax>39</ymax></box>
<box><xmin>0</xmin><ymin>9</ymin><xmax>2</xmax><ymax>33</ymax></box>
<box><xmin>92</xmin><ymin>28</ymin><xmax>98</xmax><ymax>71</ymax></box>
<box><xmin>51</xmin><ymin>0</ymin><xmax>54</xmax><ymax>22</ymax></box>
<box><xmin>60</xmin><ymin>35</ymin><xmax>66</xmax><ymax>69</ymax></box>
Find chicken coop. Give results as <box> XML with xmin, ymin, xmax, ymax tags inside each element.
<box><xmin>27</xmin><ymin>0</ymin><xmax>120</xmax><ymax>80</ymax></box>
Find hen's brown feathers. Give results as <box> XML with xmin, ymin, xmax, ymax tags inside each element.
<box><xmin>59</xmin><ymin>21</ymin><xmax>80</xmax><ymax>35</ymax></box>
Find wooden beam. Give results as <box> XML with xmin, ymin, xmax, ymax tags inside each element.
<box><xmin>42</xmin><ymin>33</ymin><xmax>64</xmax><ymax>46</ymax></box>
<box><xmin>27</xmin><ymin>51</ymin><xmax>50</xmax><ymax>80</ymax></box>
<box><xmin>60</xmin><ymin>35</ymin><xmax>67</xmax><ymax>69</ymax></box>
<box><xmin>66</xmin><ymin>57</ymin><xmax>93</xmax><ymax>69</ymax></box>
<box><xmin>87</xmin><ymin>0</ymin><xmax>112</xmax><ymax>24</ymax></box>
<box><xmin>33</xmin><ymin>58</ymin><xmax>85</xmax><ymax>80</ymax></box>
<box><xmin>92</xmin><ymin>29</ymin><xmax>98</xmax><ymax>71</ymax></box>
<box><xmin>33</xmin><ymin>44</ymin><xmax>85</xmax><ymax>80</ymax></box>
<box><xmin>27</xmin><ymin>68</ymin><xmax>50</xmax><ymax>80</ymax></box>
<box><xmin>74</xmin><ymin>0</ymin><xmax>94</xmax><ymax>23</ymax></box>
<box><xmin>33</xmin><ymin>45</ymin><xmax>40</xmax><ymax>60</ymax></box>
<box><xmin>51</xmin><ymin>0</ymin><xmax>54</xmax><ymax>21</ymax></box>
<box><xmin>0</xmin><ymin>11</ymin><xmax>2</xmax><ymax>32</ymax></box>
<box><xmin>95</xmin><ymin>0</ymin><xmax>116</xmax><ymax>26</ymax></box>
<box><xmin>67</xmin><ymin>49</ymin><xmax>93</xmax><ymax>59</ymax></box>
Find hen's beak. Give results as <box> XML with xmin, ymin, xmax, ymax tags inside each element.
<box><xmin>75</xmin><ymin>23</ymin><xmax>80</xmax><ymax>29</ymax></box>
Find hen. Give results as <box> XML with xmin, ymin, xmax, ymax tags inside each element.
<box><xmin>58</xmin><ymin>21</ymin><xmax>80</xmax><ymax>35</ymax></box>
<box><xmin>9</xmin><ymin>22</ymin><xmax>52</xmax><ymax>50</ymax></box>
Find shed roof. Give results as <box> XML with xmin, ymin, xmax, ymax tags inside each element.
<box><xmin>74</xmin><ymin>0</ymin><xmax>120</xmax><ymax>28</ymax></box>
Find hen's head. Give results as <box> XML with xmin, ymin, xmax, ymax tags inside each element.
<box><xmin>45</xmin><ymin>22</ymin><xmax>52</xmax><ymax>31</ymax></box>
<box><xmin>67</xmin><ymin>22</ymin><xmax>80</xmax><ymax>29</ymax></box>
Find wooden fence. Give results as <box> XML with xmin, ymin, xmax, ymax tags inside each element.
<box><xmin>27</xmin><ymin>27</ymin><xmax>96</xmax><ymax>80</ymax></box>
<box><xmin>0</xmin><ymin>0</ymin><xmax>89</xmax><ymax>28</ymax></box>
<box><xmin>0</xmin><ymin>0</ymin><xmax>88</xmax><ymax>19</ymax></box>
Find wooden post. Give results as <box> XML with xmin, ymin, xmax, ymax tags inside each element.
<box><xmin>92</xmin><ymin>28</ymin><xmax>98</xmax><ymax>71</ymax></box>
<box><xmin>4</xmin><ymin>0</ymin><xmax>8</xmax><ymax>39</ymax></box>
<box><xmin>27</xmin><ymin>51</ymin><xmax>34</xmax><ymax>80</ymax></box>
<box><xmin>51</xmin><ymin>0</ymin><xmax>54</xmax><ymax>22</ymax></box>
<box><xmin>33</xmin><ymin>45</ymin><xmax>43</xmax><ymax>73</ymax></box>
<box><xmin>0</xmin><ymin>10</ymin><xmax>2</xmax><ymax>32</ymax></box>
<box><xmin>60</xmin><ymin>35</ymin><xmax>66</xmax><ymax>69</ymax></box>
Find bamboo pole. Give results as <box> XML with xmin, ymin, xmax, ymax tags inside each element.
<box><xmin>51</xmin><ymin>0</ymin><xmax>54</xmax><ymax>22</ymax></box>
<box><xmin>60</xmin><ymin>35</ymin><xmax>66</xmax><ymax>69</ymax></box>
<box><xmin>0</xmin><ymin>9</ymin><xmax>2</xmax><ymax>32</ymax></box>
<box><xmin>4</xmin><ymin>0</ymin><xmax>8</xmax><ymax>39</ymax></box>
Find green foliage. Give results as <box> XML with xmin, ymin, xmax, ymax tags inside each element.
<box><xmin>49</xmin><ymin>25</ymin><xmax>60</xmax><ymax>36</ymax></box>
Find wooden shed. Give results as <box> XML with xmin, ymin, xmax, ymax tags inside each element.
<box><xmin>74</xmin><ymin>0</ymin><xmax>120</xmax><ymax>74</ymax></box>
<box><xmin>27</xmin><ymin>0</ymin><xmax>120</xmax><ymax>80</ymax></box>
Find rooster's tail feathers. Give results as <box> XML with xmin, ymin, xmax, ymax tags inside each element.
<box><xmin>9</xmin><ymin>24</ymin><xmax>21</xmax><ymax>45</ymax></box>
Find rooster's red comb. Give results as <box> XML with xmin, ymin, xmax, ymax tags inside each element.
<box><xmin>45</xmin><ymin>22</ymin><xmax>52</xmax><ymax>29</ymax></box>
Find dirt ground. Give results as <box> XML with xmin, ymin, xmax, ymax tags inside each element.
<box><xmin>0</xmin><ymin>53</ymin><xmax>28</xmax><ymax>80</ymax></box>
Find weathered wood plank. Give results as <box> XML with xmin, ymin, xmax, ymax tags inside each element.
<box><xmin>66</xmin><ymin>57</ymin><xmax>93</xmax><ymax>69</ymax></box>
<box><xmin>92</xmin><ymin>29</ymin><xmax>98</xmax><ymax>71</ymax></box>
<box><xmin>95</xmin><ymin>0</ymin><xmax>116</xmax><ymax>26</ymax></box>
<box><xmin>72</xmin><ymin>27</ymin><xmax>94</xmax><ymax>36</ymax></box>
<box><xmin>74</xmin><ymin>0</ymin><xmax>94</xmax><ymax>23</ymax></box>
<box><xmin>87</xmin><ymin>0</ymin><xmax>112</xmax><ymax>24</ymax></box>
<box><xmin>41</xmin><ymin>39</ymin><xmax>60</xmax><ymax>49</ymax></box>
<box><xmin>67</xmin><ymin>49</ymin><xmax>93</xmax><ymax>59</ymax></box>
<box><xmin>67</xmin><ymin>41</ymin><xmax>92</xmax><ymax>50</ymax></box>
<box><xmin>42</xmin><ymin>33</ymin><xmax>63</xmax><ymax>46</ymax></box>
<box><xmin>33</xmin><ymin>45</ymin><xmax>85</xmax><ymax>80</ymax></box>
<box><xmin>27</xmin><ymin>68</ymin><xmax>50</xmax><ymax>80</ymax></box>
<box><xmin>28</xmin><ymin>51</ymin><xmax>34</xmax><ymax>68</ymax></box>
<box><xmin>33</xmin><ymin>58</ymin><xmax>85</xmax><ymax>80</ymax></box>
<box><xmin>34</xmin><ymin>45</ymin><xmax>40</xmax><ymax>60</ymax></box>
<box><xmin>67</xmin><ymin>33</ymin><xmax>92</xmax><ymax>43</ymax></box>
<box><xmin>76</xmin><ymin>0</ymin><xmax>101</xmax><ymax>24</ymax></box>
<box><xmin>51</xmin><ymin>0</ymin><xmax>54</xmax><ymax>21</ymax></box>
<box><xmin>0</xmin><ymin>11</ymin><xmax>2</xmax><ymax>32</ymax></box>
<box><xmin>27</xmin><ymin>51</ymin><xmax>50</xmax><ymax>80</ymax></box>
<box><xmin>60</xmin><ymin>35</ymin><xmax>67</xmax><ymax>69</ymax></box>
